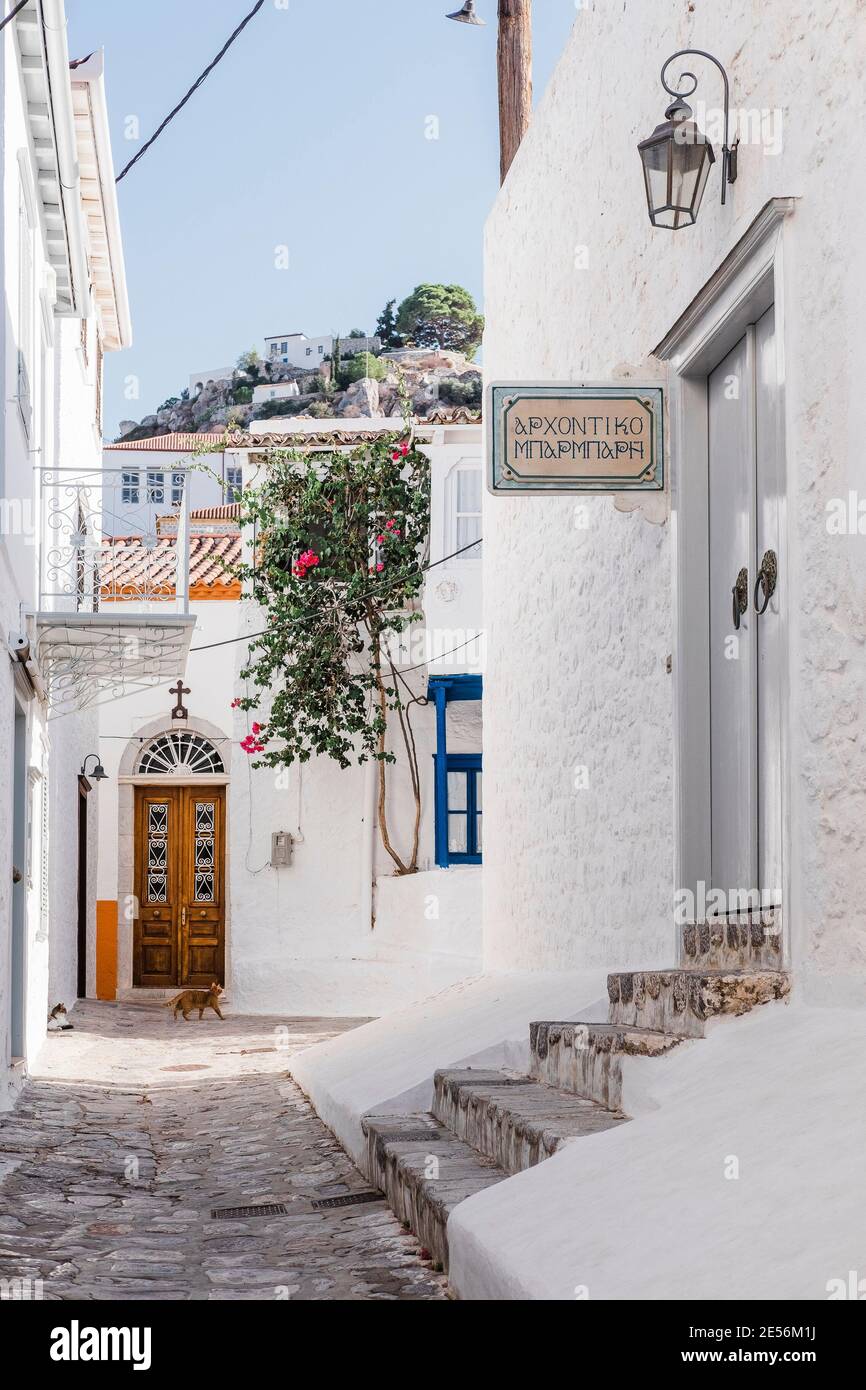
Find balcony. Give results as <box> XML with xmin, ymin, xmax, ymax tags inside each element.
<box><xmin>33</xmin><ymin>465</ymin><xmax>196</xmax><ymax>709</ymax></box>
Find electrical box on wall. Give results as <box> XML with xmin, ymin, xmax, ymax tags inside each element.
<box><xmin>270</xmin><ymin>831</ymin><xmax>294</xmax><ymax>867</ymax></box>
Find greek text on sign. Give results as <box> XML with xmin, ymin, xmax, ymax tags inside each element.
<box><xmin>488</xmin><ymin>384</ymin><xmax>664</xmax><ymax>494</ymax></box>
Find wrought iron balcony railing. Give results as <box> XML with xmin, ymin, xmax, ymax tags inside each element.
<box><xmin>38</xmin><ymin>465</ymin><xmax>192</xmax><ymax>614</ymax></box>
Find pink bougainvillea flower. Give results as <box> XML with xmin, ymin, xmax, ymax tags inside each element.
<box><xmin>376</xmin><ymin>534</ymin><xmax>385</xmax><ymax>545</ymax></box>
<box><xmin>376</xmin><ymin>562</ymin><xmax>385</xmax><ymax>572</ymax></box>
<box><xmin>385</xmin><ymin>520</ymin><xmax>395</xmax><ymax>530</ymax></box>
<box><xmin>251</xmin><ymin>722</ymin><xmax>263</xmax><ymax>735</ymax></box>
<box><xmin>231</xmin><ymin>698</ymin><xmax>241</xmax><ymax>709</ymax></box>
<box><xmin>293</xmin><ymin>548</ymin><xmax>320</xmax><ymax>580</ymax></box>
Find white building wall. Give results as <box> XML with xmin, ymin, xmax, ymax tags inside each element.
<box><xmin>100</xmin><ymin>447</ymin><xmax>241</xmax><ymax>533</ymax></box>
<box><xmin>95</xmin><ymin>430</ymin><xmax>485</xmax><ymax>1015</ymax></box>
<box><xmin>189</xmin><ymin>367</ymin><xmax>233</xmax><ymax>395</ymax></box>
<box><xmin>482</xmin><ymin>2</ymin><xmax>866</xmax><ymax>998</ymax></box>
<box><xmin>0</xmin><ymin>37</ymin><xmax>103</xmax><ymax>1103</ymax></box>
<box><xmin>264</xmin><ymin>335</ymin><xmax>331</xmax><ymax>368</ymax></box>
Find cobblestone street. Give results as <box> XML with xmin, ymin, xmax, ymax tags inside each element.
<box><xmin>0</xmin><ymin>1002</ymin><xmax>447</xmax><ymax>1302</ymax></box>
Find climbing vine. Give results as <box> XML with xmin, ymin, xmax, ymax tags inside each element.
<box><xmin>227</xmin><ymin>431</ymin><xmax>431</xmax><ymax>875</ymax></box>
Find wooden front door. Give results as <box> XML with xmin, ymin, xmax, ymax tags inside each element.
<box><xmin>134</xmin><ymin>786</ymin><xmax>226</xmax><ymax>988</ymax></box>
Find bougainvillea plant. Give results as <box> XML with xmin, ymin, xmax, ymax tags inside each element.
<box><xmin>226</xmin><ymin>432</ymin><xmax>431</xmax><ymax>875</ymax></box>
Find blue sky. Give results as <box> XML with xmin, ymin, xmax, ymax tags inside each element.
<box><xmin>66</xmin><ymin>1</ymin><xmax>577</xmax><ymax>438</ymax></box>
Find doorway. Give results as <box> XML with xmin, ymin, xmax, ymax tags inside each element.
<box><xmin>707</xmin><ymin>306</ymin><xmax>782</xmax><ymax>901</ymax></box>
<box><xmin>11</xmin><ymin>704</ymin><xmax>27</xmax><ymax>1058</ymax></box>
<box><xmin>133</xmin><ymin>785</ymin><xmax>226</xmax><ymax>987</ymax></box>
<box><xmin>77</xmin><ymin>777</ymin><xmax>89</xmax><ymax>998</ymax></box>
<box><xmin>656</xmin><ymin>199</ymin><xmax>793</xmax><ymax>943</ymax></box>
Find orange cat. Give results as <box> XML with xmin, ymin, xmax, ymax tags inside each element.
<box><xmin>163</xmin><ymin>982</ymin><xmax>225</xmax><ymax>1021</ymax></box>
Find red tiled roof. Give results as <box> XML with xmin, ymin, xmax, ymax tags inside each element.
<box><xmin>191</xmin><ymin>504</ymin><xmax>242</xmax><ymax>520</ymax></box>
<box><xmin>156</xmin><ymin>504</ymin><xmax>242</xmax><ymax>536</ymax></box>
<box><xmin>105</xmin><ymin>412</ymin><xmax>481</xmax><ymax>454</ymax></box>
<box><xmin>105</xmin><ymin>432</ymin><xmax>228</xmax><ymax>451</ymax></box>
<box><xmin>99</xmin><ymin>533</ymin><xmax>241</xmax><ymax>600</ymax></box>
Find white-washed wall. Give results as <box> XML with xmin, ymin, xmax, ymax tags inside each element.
<box><xmin>482</xmin><ymin>1</ymin><xmax>866</xmax><ymax>995</ymax></box>
<box><xmin>96</xmin><ymin>431</ymin><xmax>485</xmax><ymax>1015</ymax></box>
<box><xmin>0</xmin><ymin>64</ymin><xmax>103</xmax><ymax>1099</ymax></box>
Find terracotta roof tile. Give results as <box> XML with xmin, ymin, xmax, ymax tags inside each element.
<box><xmin>105</xmin><ymin>412</ymin><xmax>481</xmax><ymax>454</ymax></box>
<box><xmin>99</xmin><ymin>532</ymin><xmax>241</xmax><ymax>600</ymax></box>
<box><xmin>105</xmin><ymin>432</ymin><xmax>227</xmax><ymax>451</ymax></box>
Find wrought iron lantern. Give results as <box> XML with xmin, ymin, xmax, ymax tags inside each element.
<box><xmin>446</xmin><ymin>1</ymin><xmax>485</xmax><ymax>24</ymax></box>
<box><xmin>638</xmin><ymin>49</ymin><xmax>737</xmax><ymax>229</ymax></box>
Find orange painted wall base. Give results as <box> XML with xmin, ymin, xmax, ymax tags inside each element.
<box><xmin>96</xmin><ymin>900</ymin><xmax>118</xmax><ymax>1000</ymax></box>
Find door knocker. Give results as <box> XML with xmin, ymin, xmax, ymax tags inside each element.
<box><xmin>754</xmin><ymin>549</ymin><xmax>778</xmax><ymax>615</ymax></box>
<box><xmin>732</xmin><ymin>567</ymin><xmax>749</xmax><ymax>630</ymax></box>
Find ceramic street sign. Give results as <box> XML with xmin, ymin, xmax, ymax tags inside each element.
<box><xmin>488</xmin><ymin>383</ymin><xmax>664</xmax><ymax>494</ymax></box>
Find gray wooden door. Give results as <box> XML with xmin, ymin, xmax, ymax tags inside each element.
<box><xmin>707</xmin><ymin>306</ymin><xmax>782</xmax><ymax>900</ymax></box>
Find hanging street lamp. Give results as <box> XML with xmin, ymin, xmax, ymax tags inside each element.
<box><xmin>446</xmin><ymin>1</ymin><xmax>486</xmax><ymax>24</ymax></box>
<box><xmin>638</xmin><ymin>49</ymin><xmax>738</xmax><ymax>229</ymax></box>
<box><xmin>80</xmin><ymin>753</ymin><xmax>108</xmax><ymax>782</ymax></box>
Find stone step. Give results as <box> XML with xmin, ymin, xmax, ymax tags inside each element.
<box><xmin>530</xmin><ymin>1020</ymin><xmax>684</xmax><ymax>1111</ymax></box>
<box><xmin>361</xmin><ymin>1113</ymin><xmax>506</xmax><ymax>1273</ymax></box>
<box><xmin>607</xmin><ymin>968</ymin><xmax>790</xmax><ymax>1037</ymax></box>
<box><xmin>432</xmin><ymin>1068</ymin><xmax>626</xmax><ymax>1174</ymax></box>
<box><xmin>679</xmin><ymin>915</ymin><xmax>783</xmax><ymax>971</ymax></box>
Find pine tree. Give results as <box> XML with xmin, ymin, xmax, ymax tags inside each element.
<box><xmin>375</xmin><ymin>299</ymin><xmax>403</xmax><ymax>350</ymax></box>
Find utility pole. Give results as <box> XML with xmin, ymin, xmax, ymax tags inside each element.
<box><xmin>497</xmin><ymin>0</ymin><xmax>532</xmax><ymax>183</ymax></box>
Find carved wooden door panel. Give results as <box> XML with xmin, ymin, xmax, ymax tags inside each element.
<box><xmin>134</xmin><ymin>787</ymin><xmax>180</xmax><ymax>987</ymax></box>
<box><xmin>179</xmin><ymin>787</ymin><xmax>225</xmax><ymax>987</ymax></box>
<box><xmin>133</xmin><ymin>786</ymin><xmax>225</xmax><ymax>987</ymax></box>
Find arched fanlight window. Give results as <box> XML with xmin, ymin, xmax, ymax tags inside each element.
<box><xmin>137</xmin><ymin>731</ymin><xmax>225</xmax><ymax>776</ymax></box>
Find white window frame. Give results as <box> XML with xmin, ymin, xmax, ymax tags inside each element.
<box><xmin>225</xmin><ymin>465</ymin><xmax>243</xmax><ymax>501</ymax></box>
<box><xmin>122</xmin><ymin>471</ymin><xmax>140</xmax><ymax>505</ymax></box>
<box><xmin>16</xmin><ymin>171</ymin><xmax>36</xmax><ymax>438</ymax></box>
<box><xmin>146</xmin><ymin>471</ymin><xmax>165</xmax><ymax>504</ymax></box>
<box><xmin>446</xmin><ymin>459</ymin><xmax>483</xmax><ymax>561</ymax></box>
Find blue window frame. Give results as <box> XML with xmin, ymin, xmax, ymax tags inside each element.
<box><xmin>428</xmin><ymin>674</ymin><xmax>483</xmax><ymax>868</ymax></box>
<box><xmin>437</xmin><ymin>753</ymin><xmax>482</xmax><ymax>864</ymax></box>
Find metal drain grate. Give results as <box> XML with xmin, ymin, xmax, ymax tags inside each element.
<box><xmin>211</xmin><ymin>1202</ymin><xmax>288</xmax><ymax>1220</ymax></box>
<box><xmin>311</xmin><ymin>1191</ymin><xmax>384</xmax><ymax>1210</ymax></box>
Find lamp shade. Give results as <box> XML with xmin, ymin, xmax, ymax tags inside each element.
<box><xmin>446</xmin><ymin>2</ymin><xmax>485</xmax><ymax>24</ymax></box>
<box><xmin>638</xmin><ymin>98</ymin><xmax>716</xmax><ymax>229</ymax></box>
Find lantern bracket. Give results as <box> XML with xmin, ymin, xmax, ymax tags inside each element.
<box><xmin>660</xmin><ymin>49</ymin><xmax>738</xmax><ymax>204</ymax></box>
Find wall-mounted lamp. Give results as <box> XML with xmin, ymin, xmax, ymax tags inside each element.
<box><xmin>80</xmin><ymin>753</ymin><xmax>108</xmax><ymax>782</ymax></box>
<box><xmin>638</xmin><ymin>49</ymin><xmax>737</xmax><ymax>229</ymax></box>
<box><xmin>446</xmin><ymin>1</ymin><xmax>486</xmax><ymax>25</ymax></box>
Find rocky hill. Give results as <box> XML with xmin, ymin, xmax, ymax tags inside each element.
<box><xmin>115</xmin><ymin>350</ymin><xmax>482</xmax><ymax>443</ymax></box>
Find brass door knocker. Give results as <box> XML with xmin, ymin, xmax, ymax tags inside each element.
<box><xmin>754</xmin><ymin>549</ymin><xmax>778</xmax><ymax>614</ymax></box>
<box><xmin>732</xmin><ymin>567</ymin><xmax>749</xmax><ymax>630</ymax></box>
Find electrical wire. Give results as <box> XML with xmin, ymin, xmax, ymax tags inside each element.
<box><xmin>115</xmin><ymin>0</ymin><xmax>266</xmax><ymax>183</ymax></box>
<box><xmin>44</xmin><ymin>537</ymin><xmax>483</xmax><ymax>722</ymax></box>
<box><xmin>189</xmin><ymin>536</ymin><xmax>482</xmax><ymax>653</ymax></box>
<box><xmin>0</xmin><ymin>1</ymin><xmax>29</xmax><ymax>35</ymax></box>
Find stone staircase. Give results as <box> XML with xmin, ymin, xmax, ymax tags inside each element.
<box><xmin>361</xmin><ymin>918</ymin><xmax>790</xmax><ymax>1273</ymax></box>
